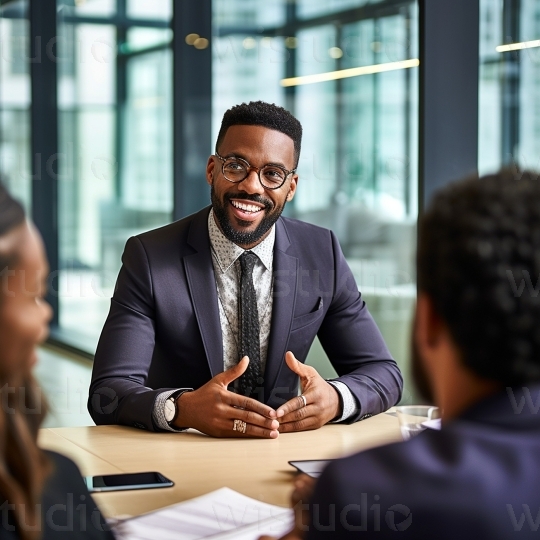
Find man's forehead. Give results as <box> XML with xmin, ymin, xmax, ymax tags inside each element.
<box><xmin>219</xmin><ymin>125</ymin><xmax>295</xmax><ymax>160</ymax></box>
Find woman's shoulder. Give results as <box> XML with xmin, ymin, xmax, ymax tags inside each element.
<box><xmin>40</xmin><ymin>450</ymin><xmax>115</xmax><ymax>539</ymax></box>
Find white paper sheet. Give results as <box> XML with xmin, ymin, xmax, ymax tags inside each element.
<box><xmin>422</xmin><ymin>418</ymin><xmax>442</xmax><ymax>430</ymax></box>
<box><xmin>116</xmin><ymin>487</ymin><xmax>294</xmax><ymax>540</ymax></box>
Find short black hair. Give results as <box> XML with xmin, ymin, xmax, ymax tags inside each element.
<box><xmin>216</xmin><ymin>101</ymin><xmax>303</xmax><ymax>167</ymax></box>
<box><xmin>417</xmin><ymin>169</ymin><xmax>540</xmax><ymax>385</ymax></box>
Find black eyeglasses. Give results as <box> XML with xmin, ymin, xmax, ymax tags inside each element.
<box><xmin>215</xmin><ymin>152</ymin><xmax>296</xmax><ymax>190</ymax></box>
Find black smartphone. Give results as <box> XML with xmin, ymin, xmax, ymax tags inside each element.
<box><xmin>84</xmin><ymin>472</ymin><xmax>174</xmax><ymax>493</ymax></box>
<box><xmin>288</xmin><ymin>460</ymin><xmax>332</xmax><ymax>478</ymax></box>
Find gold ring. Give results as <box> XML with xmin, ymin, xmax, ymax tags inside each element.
<box><xmin>300</xmin><ymin>395</ymin><xmax>307</xmax><ymax>408</ymax></box>
<box><xmin>233</xmin><ymin>419</ymin><xmax>247</xmax><ymax>434</ymax></box>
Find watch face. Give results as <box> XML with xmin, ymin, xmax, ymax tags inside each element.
<box><xmin>164</xmin><ymin>398</ymin><xmax>176</xmax><ymax>422</ymax></box>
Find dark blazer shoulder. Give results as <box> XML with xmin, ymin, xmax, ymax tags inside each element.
<box><xmin>40</xmin><ymin>450</ymin><xmax>115</xmax><ymax>539</ymax></box>
<box><xmin>136</xmin><ymin>206</ymin><xmax>210</xmax><ymax>247</ymax></box>
<box><xmin>278</xmin><ymin>216</ymin><xmax>337</xmax><ymax>266</ymax></box>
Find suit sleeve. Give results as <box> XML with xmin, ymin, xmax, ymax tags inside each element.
<box><xmin>317</xmin><ymin>231</ymin><xmax>403</xmax><ymax>421</ymax></box>
<box><xmin>88</xmin><ymin>236</ymin><xmax>175</xmax><ymax>431</ymax></box>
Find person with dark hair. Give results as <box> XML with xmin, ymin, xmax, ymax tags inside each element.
<box><xmin>0</xmin><ymin>183</ymin><xmax>113</xmax><ymax>539</ymax></box>
<box><xmin>89</xmin><ymin>101</ymin><xmax>403</xmax><ymax>437</ymax></box>
<box><xmin>263</xmin><ymin>169</ymin><xmax>540</xmax><ymax>539</ymax></box>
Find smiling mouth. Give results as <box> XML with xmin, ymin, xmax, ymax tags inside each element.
<box><xmin>230</xmin><ymin>200</ymin><xmax>265</xmax><ymax>214</ymax></box>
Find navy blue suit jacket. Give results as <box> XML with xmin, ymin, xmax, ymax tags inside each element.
<box><xmin>88</xmin><ymin>207</ymin><xmax>403</xmax><ymax>431</ymax></box>
<box><xmin>307</xmin><ymin>387</ymin><xmax>540</xmax><ymax>539</ymax></box>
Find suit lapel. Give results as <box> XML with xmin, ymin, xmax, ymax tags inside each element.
<box><xmin>184</xmin><ymin>208</ymin><xmax>223</xmax><ymax>378</ymax></box>
<box><xmin>264</xmin><ymin>219</ymin><xmax>298</xmax><ymax>402</ymax></box>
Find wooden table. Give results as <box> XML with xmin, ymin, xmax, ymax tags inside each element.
<box><xmin>38</xmin><ymin>413</ymin><xmax>402</xmax><ymax>519</ymax></box>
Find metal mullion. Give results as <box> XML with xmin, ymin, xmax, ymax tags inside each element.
<box><xmin>60</xmin><ymin>14</ymin><xmax>170</xmax><ymax>29</ymax></box>
<box><xmin>29</xmin><ymin>0</ymin><xmax>59</xmax><ymax>324</ymax></box>
<box><xmin>501</xmin><ymin>0</ymin><xmax>521</xmax><ymax>164</ymax></box>
<box><xmin>114</xmin><ymin>0</ymin><xmax>127</xmax><ymax>201</ymax></box>
<box><xmin>172</xmin><ymin>0</ymin><xmax>212</xmax><ymax>220</ymax></box>
<box><xmin>419</xmin><ymin>0</ymin><xmax>480</xmax><ymax>209</ymax></box>
<box><xmin>404</xmin><ymin>5</ymin><xmax>412</xmax><ymax>216</ymax></box>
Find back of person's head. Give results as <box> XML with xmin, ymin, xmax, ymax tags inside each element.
<box><xmin>216</xmin><ymin>101</ymin><xmax>303</xmax><ymax>166</ymax></box>
<box><xmin>0</xmin><ymin>182</ymin><xmax>50</xmax><ymax>540</ymax></box>
<box><xmin>417</xmin><ymin>169</ymin><xmax>540</xmax><ymax>386</ymax></box>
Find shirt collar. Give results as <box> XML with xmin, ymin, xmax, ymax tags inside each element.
<box><xmin>208</xmin><ymin>209</ymin><xmax>275</xmax><ymax>273</ymax></box>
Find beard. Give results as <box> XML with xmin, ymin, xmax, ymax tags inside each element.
<box><xmin>211</xmin><ymin>185</ymin><xmax>286</xmax><ymax>246</ymax></box>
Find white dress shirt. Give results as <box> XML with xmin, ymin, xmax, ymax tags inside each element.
<box><xmin>153</xmin><ymin>210</ymin><xmax>358</xmax><ymax>431</ymax></box>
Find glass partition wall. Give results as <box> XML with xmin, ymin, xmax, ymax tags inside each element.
<box><xmin>479</xmin><ymin>0</ymin><xmax>540</xmax><ymax>175</ymax></box>
<box><xmin>55</xmin><ymin>0</ymin><xmax>173</xmax><ymax>351</ymax></box>
<box><xmin>0</xmin><ymin>0</ymin><xmax>31</xmax><ymax>211</ymax></box>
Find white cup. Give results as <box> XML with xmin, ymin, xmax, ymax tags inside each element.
<box><xmin>395</xmin><ymin>405</ymin><xmax>440</xmax><ymax>441</ymax></box>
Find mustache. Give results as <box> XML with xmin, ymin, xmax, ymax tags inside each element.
<box><xmin>224</xmin><ymin>192</ymin><xmax>273</xmax><ymax>210</ymax></box>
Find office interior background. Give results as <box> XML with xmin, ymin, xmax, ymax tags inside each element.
<box><xmin>0</xmin><ymin>0</ymin><xmax>537</xmax><ymax>420</ymax></box>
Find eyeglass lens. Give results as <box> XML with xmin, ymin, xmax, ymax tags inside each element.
<box><xmin>222</xmin><ymin>158</ymin><xmax>286</xmax><ymax>188</ymax></box>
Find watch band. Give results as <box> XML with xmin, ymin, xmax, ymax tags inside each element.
<box><xmin>166</xmin><ymin>389</ymin><xmax>192</xmax><ymax>428</ymax></box>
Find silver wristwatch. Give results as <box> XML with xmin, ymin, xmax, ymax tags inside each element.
<box><xmin>164</xmin><ymin>389</ymin><xmax>191</xmax><ymax>427</ymax></box>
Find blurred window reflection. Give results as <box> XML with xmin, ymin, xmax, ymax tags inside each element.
<box><xmin>56</xmin><ymin>0</ymin><xmax>173</xmax><ymax>350</ymax></box>
<box><xmin>0</xmin><ymin>1</ymin><xmax>31</xmax><ymax>211</ymax></box>
<box><xmin>479</xmin><ymin>0</ymin><xmax>540</xmax><ymax>175</ymax></box>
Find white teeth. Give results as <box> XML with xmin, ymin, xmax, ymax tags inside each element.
<box><xmin>231</xmin><ymin>201</ymin><xmax>262</xmax><ymax>213</ymax></box>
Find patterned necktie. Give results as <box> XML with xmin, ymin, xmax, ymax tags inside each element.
<box><xmin>238</xmin><ymin>251</ymin><xmax>261</xmax><ymax>399</ymax></box>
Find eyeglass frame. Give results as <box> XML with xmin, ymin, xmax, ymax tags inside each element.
<box><xmin>214</xmin><ymin>152</ymin><xmax>297</xmax><ymax>190</ymax></box>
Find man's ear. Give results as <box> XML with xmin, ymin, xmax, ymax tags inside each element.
<box><xmin>415</xmin><ymin>292</ymin><xmax>445</xmax><ymax>360</ymax></box>
<box><xmin>206</xmin><ymin>156</ymin><xmax>216</xmax><ymax>186</ymax></box>
<box><xmin>286</xmin><ymin>174</ymin><xmax>299</xmax><ymax>201</ymax></box>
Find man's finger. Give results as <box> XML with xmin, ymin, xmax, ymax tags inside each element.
<box><xmin>276</xmin><ymin>393</ymin><xmax>308</xmax><ymax>419</ymax></box>
<box><xmin>218</xmin><ymin>356</ymin><xmax>249</xmax><ymax>386</ymax></box>
<box><xmin>259</xmin><ymin>533</ymin><xmax>301</xmax><ymax>540</ymax></box>
<box><xmin>224</xmin><ymin>390</ymin><xmax>277</xmax><ymax>419</ymax></box>
<box><xmin>279</xmin><ymin>403</ymin><xmax>313</xmax><ymax>424</ymax></box>
<box><xmin>292</xmin><ymin>474</ymin><xmax>315</xmax><ymax>506</ymax></box>
<box><xmin>236</xmin><ymin>422</ymin><xmax>279</xmax><ymax>439</ymax></box>
<box><xmin>284</xmin><ymin>351</ymin><xmax>310</xmax><ymax>378</ymax></box>
<box><xmin>243</xmin><ymin>409</ymin><xmax>280</xmax><ymax>430</ymax></box>
<box><xmin>224</xmin><ymin>415</ymin><xmax>279</xmax><ymax>438</ymax></box>
<box><xmin>278</xmin><ymin>415</ymin><xmax>318</xmax><ymax>433</ymax></box>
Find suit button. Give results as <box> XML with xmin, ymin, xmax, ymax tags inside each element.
<box><xmin>360</xmin><ymin>414</ymin><xmax>373</xmax><ymax>421</ymax></box>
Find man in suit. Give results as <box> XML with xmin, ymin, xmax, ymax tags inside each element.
<box><xmin>88</xmin><ymin>101</ymin><xmax>403</xmax><ymax>437</ymax></box>
<box><xmin>265</xmin><ymin>169</ymin><xmax>540</xmax><ymax>539</ymax></box>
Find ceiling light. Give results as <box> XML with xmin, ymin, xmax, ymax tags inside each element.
<box><xmin>243</xmin><ymin>37</ymin><xmax>257</xmax><ymax>49</ymax></box>
<box><xmin>185</xmin><ymin>33</ymin><xmax>199</xmax><ymax>46</ymax></box>
<box><xmin>194</xmin><ymin>38</ymin><xmax>209</xmax><ymax>50</ymax></box>
<box><xmin>329</xmin><ymin>47</ymin><xmax>343</xmax><ymax>59</ymax></box>
<box><xmin>496</xmin><ymin>39</ymin><xmax>540</xmax><ymax>53</ymax></box>
<box><xmin>285</xmin><ymin>37</ymin><xmax>298</xmax><ymax>49</ymax></box>
<box><xmin>281</xmin><ymin>59</ymin><xmax>419</xmax><ymax>87</ymax></box>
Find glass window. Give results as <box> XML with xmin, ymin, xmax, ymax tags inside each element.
<box><xmin>479</xmin><ymin>0</ymin><xmax>540</xmax><ymax>174</ymax></box>
<box><xmin>56</xmin><ymin>2</ymin><xmax>173</xmax><ymax>351</ymax></box>
<box><xmin>214</xmin><ymin>0</ymin><xmax>286</xmax><ymax>27</ymax></box>
<box><xmin>0</xmin><ymin>1</ymin><xmax>31</xmax><ymax>211</ymax></box>
<box><xmin>127</xmin><ymin>0</ymin><xmax>171</xmax><ymax>20</ymax></box>
<box><xmin>298</xmin><ymin>0</ymin><xmax>372</xmax><ymax>20</ymax></box>
<box><xmin>64</xmin><ymin>0</ymin><xmax>116</xmax><ymax>17</ymax></box>
<box><xmin>213</xmin><ymin>0</ymin><xmax>419</xmax><ymax>403</ymax></box>
<box><xmin>125</xmin><ymin>27</ymin><xmax>172</xmax><ymax>53</ymax></box>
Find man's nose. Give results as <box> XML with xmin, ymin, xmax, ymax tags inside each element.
<box><xmin>239</xmin><ymin>169</ymin><xmax>265</xmax><ymax>195</ymax></box>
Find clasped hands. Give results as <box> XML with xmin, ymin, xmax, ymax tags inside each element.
<box><xmin>173</xmin><ymin>351</ymin><xmax>341</xmax><ymax>437</ymax></box>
